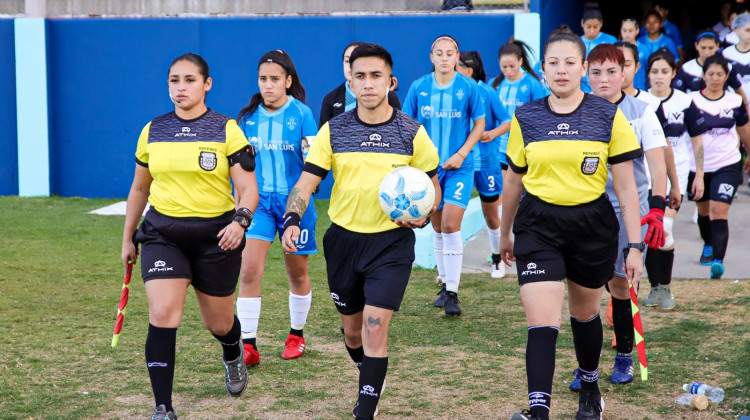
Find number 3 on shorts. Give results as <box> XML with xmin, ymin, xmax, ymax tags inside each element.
<box><xmin>487</xmin><ymin>175</ymin><xmax>495</xmax><ymax>189</ymax></box>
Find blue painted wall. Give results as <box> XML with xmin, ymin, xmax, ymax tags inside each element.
<box><xmin>532</xmin><ymin>0</ymin><xmax>584</xmax><ymax>52</ymax></box>
<box><xmin>0</xmin><ymin>20</ymin><xmax>18</xmax><ymax>196</ymax></box>
<box><xmin>44</xmin><ymin>14</ymin><xmax>513</xmax><ymax>198</ymax></box>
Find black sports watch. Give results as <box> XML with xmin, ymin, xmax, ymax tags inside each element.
<box><xmin>625</xmin><ymin>242</ymin><xmax>646</xmax><ymax>252</ymax></box>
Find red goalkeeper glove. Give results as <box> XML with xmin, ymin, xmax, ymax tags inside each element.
<box><xmin>641</xmin><ymin>196</ymin><xmax>666</xmax><ymax>249</ymax></box>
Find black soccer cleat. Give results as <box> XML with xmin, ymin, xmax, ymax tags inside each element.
<box><xmin>444</xmin><ymin>291</ymin><xmax>462</xmax><ymax>316</ymax></box>
<box><xmin>433</xmin><ymin>283</ymin><xmax>448</xmax><ymax>307</ymax></box>
<box><xmin>576</xmin><ymin>391</ymin><xmax>604</xmax><ymax>420</ymax></box>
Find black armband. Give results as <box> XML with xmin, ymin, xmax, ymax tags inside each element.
<box><xmin>282</xmin><ymin>212</ymin><xmax>301</xmax><ymax>231</ymax></box>
<box><xmin>233</xmin><ymin>207</ymin><xmax>253</xmax><ymax>231</ymax></box>
<box><xmin>648</xmin><ymin>195</ymin><xmax>667</xmax><ymax>212</ymax></box>
<box><xmin>228</xmin><ymin>145</ymin><xmax>257</xmax><ymax>172</ymax></box>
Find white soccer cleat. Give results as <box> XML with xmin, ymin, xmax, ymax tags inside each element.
<box><xmin>490</xmin><ymin>254</ymin><xmax>505</xmax><ymax>279</ymax></box>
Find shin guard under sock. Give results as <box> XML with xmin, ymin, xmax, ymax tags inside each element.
<box><xmin>611</xmin><ymin>297</ymin><xmax>634</xmax><ymax>354</ymax></box>
<box><xmin>526</xmin><ymin>326</ymin><xmax>558</xmax><ymax>420</ymax></box>
<box><xmin>570</xmin><ymin>315</ymin><xmax>602</xmax><ymax>393</ymax></box>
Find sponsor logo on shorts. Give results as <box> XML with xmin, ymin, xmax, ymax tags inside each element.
<box><xmin>718</xmin><ymin>183</ymin><xmax>735</xmax><ymax>198</ymax></box>
<box><xmin>547</xmin><ymin>122</ymin><xmax>579</xmax><ymax>136</ymax></box>
<box><xmin>360</xmin><ymin>384</ymin><xmax>379</xmax><ymax>397</ymax></box>
<box><xmin>199</xmin><ymin>151</ymin><xmax>217</xmax><ymax>171</ymax></box>
<box><xmin>331</xmin><ymin>292</ymin><xmax>346</xmax><ymax>307</ymax></box>
<box><xmin>521</xmin><ymin>262</ymin><xmax>545</xmax><ymax>276</ymax></box>
<box><xmin>581</xmin><ymin>157</ymin><xmax>599</xmax><ymax>175</ymax></box>
<box><xmin>148</xmin><ymin>260</ymin><xmax>174</xmax><ymax>273</ymax></box>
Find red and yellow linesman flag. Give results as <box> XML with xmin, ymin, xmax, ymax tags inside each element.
<box><xmin>111</xmin><ymin>262</ymin><xmax>133</xmax><ymax>349</ymax></box>
<box><xmin>629</xmin><ymin>282</ymin><xmax>648</xmax><ymax>381</ymax></box>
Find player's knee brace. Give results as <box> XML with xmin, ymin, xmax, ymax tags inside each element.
<box><xmin>659</xmin><ymin>216</ymin><xmax>674</xmax><ymax>250</ymax></box>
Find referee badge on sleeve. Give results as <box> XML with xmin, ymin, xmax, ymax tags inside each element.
<box><xmin>199</xmin><ymin>151</ymin><xmax>217</xmax><ymax>171</ymax></box>
<box><xmin>581</xmin><ymin>157</ymin><xmax>599</xmax><ymax>175</ymax></box>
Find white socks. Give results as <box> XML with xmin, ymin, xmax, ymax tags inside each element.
<box><xmin>289</xmin><ymin>291</ymin><xmax>312</xmax><ymax>330</ymax></box>
<box><xmin>433</xmin><ymin>232</ymin><xmax>446</xmax><ymax>277</ymax></box>
<box><xmin>487</xmin><ymin>226</ymin><xmax>501</xmax><ymax>254</ymax></box>
<box><xmin>442</xmin><ymin>231</ymin><xmax>463</xmax><ymax>293</ymax></box>
<box><xmin>236</xmin><ymin>297</ymin><xmax>261</xmax><ymax>340</ymax></box>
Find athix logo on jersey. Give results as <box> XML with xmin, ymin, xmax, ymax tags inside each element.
<box><xmin>456</xmin><ymin>88</ymin><xmax>465</xmax><ymax>100</ymax></box>
<box><xmin>361</xmin><ymin>133</ymin><xmax>389</xmax><ymax>148</ymax></box>
<box><xmin>521</xmin><ymin>262</ymin><xmax>546</xmax><ymax>276</ymax></box>
<box><xmin>286</xmin><ymin>116</ymin><xmax>298</xmax><ymax>131</ymax></box>
<box><xmin>331</xmin><ymin>292</ymin><xmax>346</xmax><ymax>307</ymax></box>
<box><xmin>718</xmin><ymin>183</ymin><xmax>735</xmax><ymax>198</ymax></box>
<box><xmin>667</xmin><ymin>111</ymin><xmax>684</xmax><ymax>124</ymax></box>
<box><xmin>547</xmin><ymin>122</ymin><xmax>579</xmax><ymax>136</ymax></box>
<box><xmin>581</xmin><ymin>157</ymin><xmax>599</xmax><ymax>175</ymax></box>
<box><xmin>421</xmin><ymin>105</ymin><xmax>433</xmax><ymax>119</ymax></box>
<box><xmin>199</xmin><ymin>152</ymin><xmax>217</xmax><ymax>171</ymax></box>
<box><xmin>360</xmin><ymin>385</ymin><xmax>379</xmax><ymax>397</ymax></box>
<box><xmin>174</xmin><ymin>126</ymin><xmax>197</xmax><ymax>137</ymax></box>
<box><xmin>148</xmin><ymin>260</ymin><xmax>174</xmax><ymax>273</ymax></box>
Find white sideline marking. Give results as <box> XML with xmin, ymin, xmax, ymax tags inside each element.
<box><xmin>87</xmin><ymin>201</ymin><xmax>149</xmax><ymax>216</ymax></box>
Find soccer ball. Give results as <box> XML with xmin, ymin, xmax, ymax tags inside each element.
<box><xmin>378</xmin><ymin>166</ymin><xmax>435</xmax><ymax>221</ymax></box>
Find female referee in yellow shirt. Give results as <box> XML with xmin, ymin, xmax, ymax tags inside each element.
<box><xmin>121</xmin><ymin>53</ymin><xmax>259</xmax><ymax>420</ymax></box>
<box><xmin>500</xmin><ymin>33</ymin><xmax>644</xmax><ymax>420</ymax></box>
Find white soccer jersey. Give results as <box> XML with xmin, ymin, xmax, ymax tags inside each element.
<box><xmin>633</xmin><ymin>89</ymin><xmax>661</xmax><ymax>111</ymax></box>
<box><xmin>650</xmin><ymin>88</ymin><xmax>708</xmax><ymax>193</ymax></box>
<box><xmin>689</xmin><ymin>90</ymin><xmax>748</xmax><ymax>172</ymax></box>
<box><xmin>606</xmin><ymin>94</ymin><xmax>668</xmax><ymax>213</ymax></box>
<box><xmin>726</xmin><ymin>31</ymin><xmax>739</xmax><ymax>45</ymax></box>
<box><xmin>723</xmin><ymin>45</ymin><xmax>750</xmax><ymax>99</ymax></box>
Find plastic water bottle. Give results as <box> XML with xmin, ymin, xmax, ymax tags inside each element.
<box><xmin>682</xmin><ymin>382</ymin><xmax>725</xmax><ymax>403</ymax></box>
<box><xmin>675</xmin><ymin>393</ymin><xmax>708</xmax><ymax>410</ymax></box>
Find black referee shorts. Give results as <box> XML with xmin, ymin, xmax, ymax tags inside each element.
<box><xmin>322</xmin><ymin>223</ymin><xmax>415</xmax><ymax>315</ymax></box>
<box><xmin>513</xmin><ymin>193</ymin><xmax>619</xmax><ymax>289</ymax></box>
<box><xmin>688</xmin><ymin>161</ymin><xmax>742</xmax><ymax>204</ymax></box>
<box><xmin>134</xmin><ymin>208</ymin><xmax>244</xmax><ymax>297</ymax></box>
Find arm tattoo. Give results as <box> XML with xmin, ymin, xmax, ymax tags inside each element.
<box><xmin>695</xmin><ymin>145</ymin><xmax>703</xmax><ymax>172</ymax></box>
<box><xmin>286</xmin><ymin>187</ymin><xmax>308</xmax><ymax>215</ymax></box>
<box><xmin>365</xmin><ymin>316</ymin><xmax>381</xmax><ymax>337</ymax></box>
<box><xmin>620</xmin><ymin>204</ymin><xmax>628</xmax><ymax>221</ymax></box>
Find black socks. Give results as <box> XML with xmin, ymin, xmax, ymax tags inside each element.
<box><xmin>290</xmin><ymin>328</ymin><xmax>304</xmax><ymax>338</ymax></box>
<box><xmin>355</xmin><ymin>355</ymin><xmax>388</xmax><ymax>419</ymax></box>
<box><xmin>570</xmin><ymin>315</ymin><xmax>602</xmax><ymax>393</ymax></box>
<box><xmin>212</xmin><ymin>315</ymin><xmax>242</xmax><ymax>361</ymax></box>
<box><xmin>346</xmin><ymin>344</ymin><xmax>364</xmax><ymax>369</ymax></box>
<box><xmin>710</xmin><ymin>219</ymin><xmax>729</xmax><ymax>261</ymax></box>
<box><xmin>525</xmin><ymin>326</ymin><xmax>559</xmax><ymax>420</ymax></box>
<box><xmin>697</xmin><ymin>214</ymin><xmax>712</xmax><ymax>246</ymax></box>
<box><xmin>645</xmin><ymin>248</ymin><xmax>675</xmax><ymax>286</ymax></box>
<box><xmin>146</xmin><ymin>324</ymin><xmax>177</xmax><ymax>413</ymax></box>
<box><xmin>612</xmin><ymin>297</ymin><xmax>634</xmax><ymax>354</ymax></box>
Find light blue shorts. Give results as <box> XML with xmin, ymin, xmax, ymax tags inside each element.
<box><xmin>474</xmin><ymin>168</ymin><xmax>503</xmax><ymax>197</ymax></box>
<box><xmin>245</xmin><ymin>192</ymin><xmax>317</xmax><ymax>255</ymax></box>
<box><xmin>438</xmin><ymin>165</ymin><xmax>474</xmax><ymax>210</ymax></box>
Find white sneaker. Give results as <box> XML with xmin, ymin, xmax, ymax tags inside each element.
<box><xmin>491</xmin><ymin>254</ymin><xmax>505</xmax><ymax>279</ymax></box>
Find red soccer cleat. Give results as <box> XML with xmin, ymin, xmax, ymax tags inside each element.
<box><xmin>281</xmin><ymin>334</ymin><xmax>306</xmax><ymax>360</ymax></box>
<box><xmin>243</xmin><ymin>343</ymin><xmax>260</xmax><ymax>367</ymax></box>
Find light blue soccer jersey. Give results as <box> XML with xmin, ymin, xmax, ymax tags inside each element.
<box><xmin>581</xmin><ymin>32</ymin><xmax>619</xmax><ymax>57</ymax></box>
<box><xmin>488</xmin><ymin>72</ymin><xmax>546</xmax><ymax>164</ymax></box>
<box><xmin>344</xmin><ymin>82</ymin><xmax>357</xmax><ymax>112</ymax></box>
<box><xmin>403</xmin><ymin>72</ymin><xmax>485</xmax><ymax>169</ymax></box>
<box><xmin>637</xmin><ymin>34</ymin><xmax>679</xmax><ymax>64</ymax></box>
<box><xmin>239</xmin><ymin>96</ymin><xmax>318</xmax><ymax>194</ymax></box>
<box><xmin>472</xmin><ymin>81</ymin><xmax>511</xmax><ymax>170</ymax></box>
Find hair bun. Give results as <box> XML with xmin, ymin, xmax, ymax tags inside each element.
<box><xmin>583</xmin><ymin>2</ymin><xmax>600</xmax><ymax>10</ymax></box>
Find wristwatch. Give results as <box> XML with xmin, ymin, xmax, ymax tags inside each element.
<box><xmin>625</xmin><ymin>242</ymin><xmax>646</xmax><ymax>252</ymax></box>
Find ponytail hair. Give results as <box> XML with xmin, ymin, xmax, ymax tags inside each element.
<box><xmin>238</xmin><ymin>50</ymin><xmax>306</xmax><ymax>122</ymax></box>
<box><xmin>492</xmin><ymin>38</ymin><xmax>540</xmax><ymax>89</ymax></box>
<box><xmin>459</xmin><ymin>51</ymin><xmax>486</xmax><ymax>83</ymax></box>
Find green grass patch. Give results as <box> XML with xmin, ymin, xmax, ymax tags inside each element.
<box><xmin>0</xmin><ymin>196</ymin><xmax>747</xmax><ymax>419</ymax></box>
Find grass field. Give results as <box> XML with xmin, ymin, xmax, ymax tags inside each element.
<box><xmin>0</xmin><ymin>196</ymin><xmax>748</xmax><ymax>420</ymax></box>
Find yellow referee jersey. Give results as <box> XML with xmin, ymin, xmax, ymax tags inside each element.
<box><xmin>305</xmin><ymin>110</ymin><xmax>439</xmax><ymax>233</ymax></box>
<box><xmin>135</xmin><ymin>109</ymin><xmax>249</xmax><ymax>218</ymax></box>
<box><xmin>507</xmin><ymin>94</ymin><xmax>641</xmax><ymax>206</ymax></box>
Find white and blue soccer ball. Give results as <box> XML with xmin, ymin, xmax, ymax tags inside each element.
<box><xmin>378</xmin><ymin>166</ymin><xmax>435</xmax><ymax>221</ymax></box>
